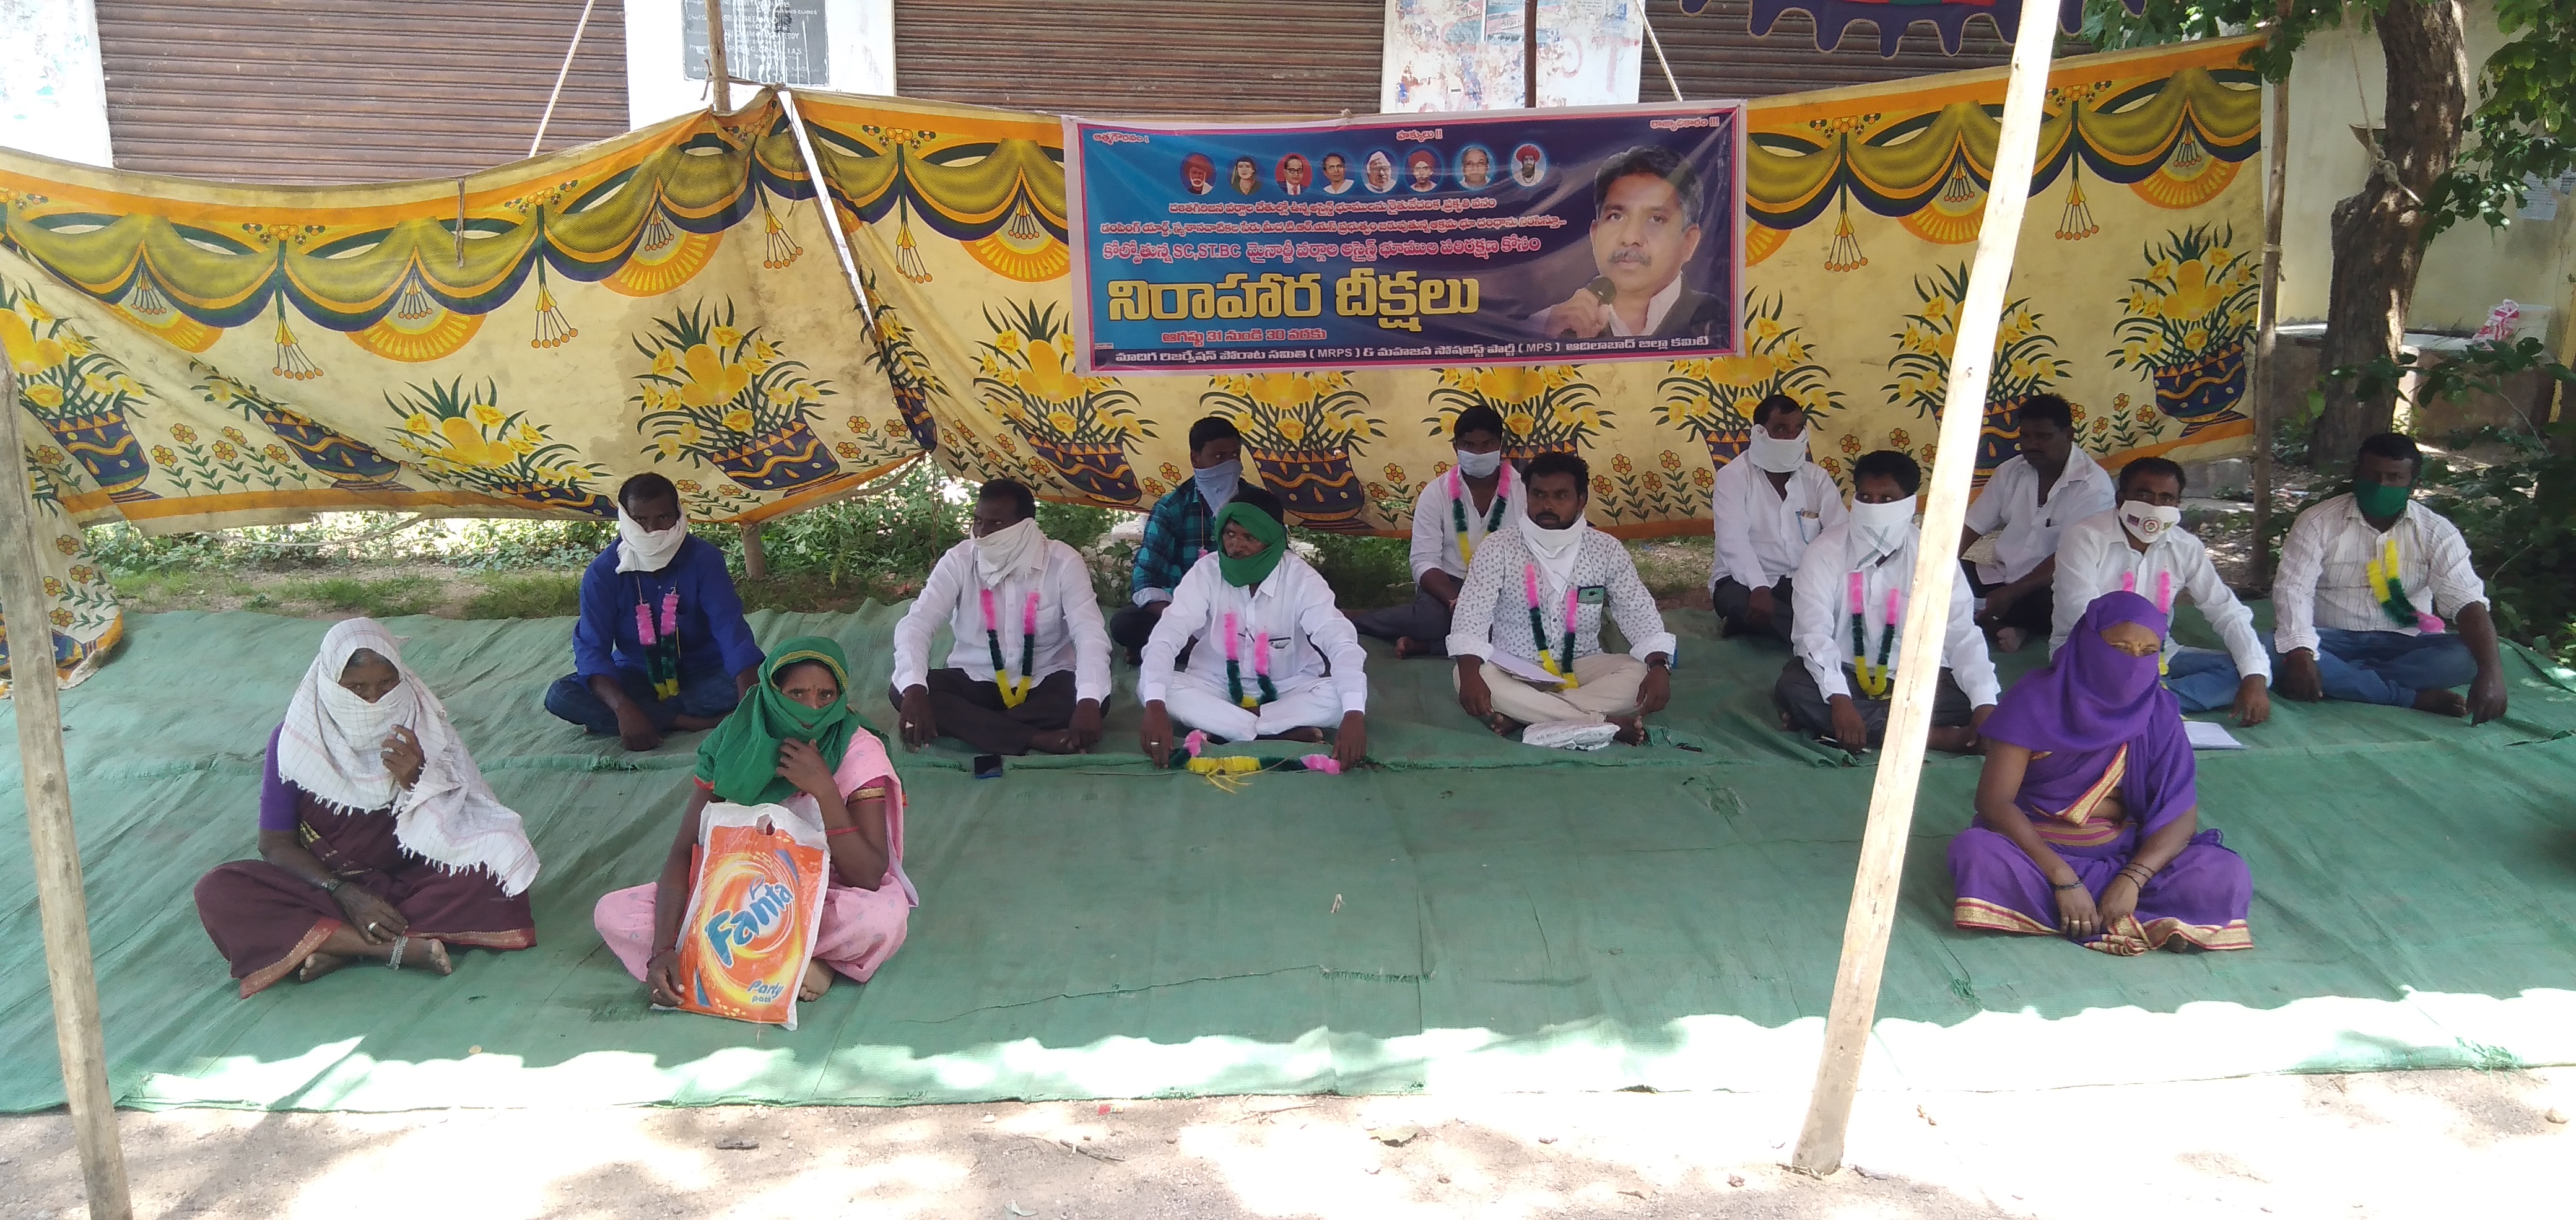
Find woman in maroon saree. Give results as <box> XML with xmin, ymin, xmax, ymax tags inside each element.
<box><xmin>1949</xmin><ymin>590</ymin><xmax>2252</xmax><ymax>955</ymax></box>
<box><xmin>194</xmin><ymin>619</ymin><xmax>541</xmax><ymax>996</ymax></box>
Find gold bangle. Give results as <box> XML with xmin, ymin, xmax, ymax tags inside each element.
<box><xmin>852</xmin><ymin>785</ymin><xmax>887</xmax><ymax>799</ymax></box>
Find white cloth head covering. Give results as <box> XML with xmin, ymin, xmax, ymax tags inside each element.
<box><xmin>276</xmin><ymin>619</ymin><xmax>541</xmax><ymax>895</ymax></box>
<box><xmin>616</xmin><ymin>507</ymin><xmax>689</xmax><ymax>573</ymax></box>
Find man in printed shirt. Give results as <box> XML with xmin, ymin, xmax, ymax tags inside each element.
<box><xmin>1351</xmin><ymin>405</ymin><xmax>1526</xmax><ymax>658</ymax></box>
<box><xmin>2050</xmin><ymin>458</ymin><xmax>2271</xmax><ymax>725</ymax></box>
<box><xmin>2270</xmin><ymin>433</ymin><xmax>2507</xmax><ymax>721</ymax></box>
<box><xmin>890</xmin><ymin>479</ymin><xmax>1112</xmax><ymax>756</ymax></box>
<box><xmin>1960</xmin><ymin>394</ymin><xmax>2118</xmax><ymax>653</ymax></box>
<box><xmin>1781</xmin><ymin>450</ymin><xmax>1998</xmax><ymax>753</ymax></box>
<box><xmin>1710</xmin><ymin>393</ymin><xmax>1845</xmax><ymax>643</ymax></box>
<box><xmin>1113</xmin><ymin>416</ymin><xmax>1261</xmax><ymax>664</ymax></box>
<box><xmin>1448</xmin><ymin>452</ymin><xmax>1676</xmax><ymax>748</ymax></box>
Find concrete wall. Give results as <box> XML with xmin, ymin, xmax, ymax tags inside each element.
<box><xmin>2276</xmin><ymin>1</ymin><xmax>2576</xmax><ymax>359</ymax></box>
<box><xmin>0</xmin><ymin>0</ymin><xmax>112</xmax><ymax>167</ymax></box>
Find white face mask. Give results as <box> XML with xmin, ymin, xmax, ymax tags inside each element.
<box><xmin>2118</xmin><ymin>501</ymin><xmax>2182</xmax><ymax>545</ymax></box>
<box><xmin>615</xmin><ymin>507</ymin><xmax>689</xmax><ymax>573</ymax></box>
<box><xmin>972</xmin><ymin>516</ymin><xmax>1046</xmax><ymax>585</ymax></box>
<box><xmin>1746</xmin><ymin>428</ymin><xmax>1808</xmax><ymax>474</ymax></box>
<box><xmin>1453</xmin><ymin>448</ymin><xmax>1502</xmax><ymax>479</ymax></box>
<box><xmin>1849</xmin><ymin>495</ymin><xmax>1917</xmax><ymax>557</ymax></box>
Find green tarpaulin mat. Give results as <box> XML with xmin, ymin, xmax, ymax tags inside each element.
<box><xmin>4</xmin><ymin>606</ymin><xmax>2574</xmax><ymax>1112</ymax></box>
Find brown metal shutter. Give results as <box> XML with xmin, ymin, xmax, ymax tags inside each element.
<box><xmin>893</xmin><ymin>0</ymin><xmax>1386</xmax><ymax>118</ymax></box>
<box><xmin>1650</xmin><ymin>1</ymin><xmax>2022</xmax><ymax>100</ymax></box>
<box><xmin>94</xmin><ymin>0</ymin><xmax>630</xmax><ymax>185</ymax></box>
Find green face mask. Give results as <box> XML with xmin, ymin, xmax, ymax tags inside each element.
<box><xmin>2353</xmin><ymin>477</ymin><xmax>2411</xmax><ymax>519</ymax></box>
<box><xmin>1212</xmin><ymin>501</ymin><xmax>1287</xmax><ymax>588</ymax></box>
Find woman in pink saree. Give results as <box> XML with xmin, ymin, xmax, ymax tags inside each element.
<box><xmin>594</xmin><ymin>636</ymin><xmax>917</xmax><ymax>1001</ymax></box>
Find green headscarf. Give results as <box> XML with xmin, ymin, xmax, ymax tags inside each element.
<box><xmin>1212</xmin><ymin>500</ymin><xmax>1288</xmax><ymax>587</ymax></box>
<box><xmin>694</xmin><ymin>635</ymin><xmax>861</xmax><ymax>806</ymax></box>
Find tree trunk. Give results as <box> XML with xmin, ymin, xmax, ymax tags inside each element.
<box><xmin>2313</xmin><ymin>0</ymin><xmax>2469</xmax><ymax>468</ymax></box>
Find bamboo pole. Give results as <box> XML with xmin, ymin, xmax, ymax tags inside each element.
<box><xmin>1787</xmin><ymin>0</ymin><xmax>2062</xmax><ymax>1178</ymax></box>
<box><xmin>1522</xmin><ymin>0</ymin><xmax>1539</xmax><ymax>108</ymax></box>
<box><xmin>0</xmin><ymin>367</ymin><xmax>133</xmax><ymax>1218</ymax></box>
<box><xmin>2252</xmin><ymin>6</ymin><xmax>2292</xmax><ymax>584</ymax></box>
<box><xmin>529</xmin><ymin>0</ymin><xmax>601</xmax><ymax>157</ymax></box>
<box><xmin>703</xmin><ymin>0</ymin><xmax>733</xmax><ymax>115</ymax></box>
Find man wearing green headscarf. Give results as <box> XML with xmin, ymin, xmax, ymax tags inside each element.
<box><xmin>1136</xmin><ymin>487</ymin><xmax>1371</xmax><ymax>770</ymax></box>
<box><xmin>2270</xmin><ymin>432</ymin><xmax>2505</xmax><ymax>723</ymax></box>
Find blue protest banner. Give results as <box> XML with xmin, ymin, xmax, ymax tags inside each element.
<box><xmin>1066</xmin><ymin>103</ymin><xmax>1744</xmax><ymax>374</ymax></box>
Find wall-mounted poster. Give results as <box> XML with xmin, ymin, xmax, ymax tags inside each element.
<box><xmin>1382</xmin><ymin>0</ymin><xmax>1646</xmax><ymax>113</ymax></box>
<box><xmin>1068</xmin><ymin>102</ymin><xmax>1744</xmax><ymax>374</ymax></box>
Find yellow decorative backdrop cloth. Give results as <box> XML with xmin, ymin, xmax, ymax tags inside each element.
<box><xmin>0</xmin><ymin>38</ymin><xmax>2258</xmax><ymax>687</ymax></box>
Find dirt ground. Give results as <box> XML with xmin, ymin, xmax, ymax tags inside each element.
<box><xmin>2</xmin><ymin>1068</ymin><xmax>2564</xmax><ymax>1219</ymax></box>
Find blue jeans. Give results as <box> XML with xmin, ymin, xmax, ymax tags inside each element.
<box><xmin>2264</xmin><ymin>628</ymin><xmax>2478</xmax><ymax>707</ymax></box>
<box><xmin>545</xmin><ymin>666</ymin><xmax>742</xmax><ymax>735</ymax></box>
<box><xmin>2162</xmin><ymin>647</ymin><xmax>2246</xmax><ymax>713</ymax></box>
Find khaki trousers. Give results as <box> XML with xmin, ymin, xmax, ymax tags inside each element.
<box><xmin>1459</xmin><ymin>653</ymin><xmax>1646</xmax><ymax>725</ymax></box>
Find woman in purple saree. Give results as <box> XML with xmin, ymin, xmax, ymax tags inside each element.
<box><xmin>1949</xmin><ymin>590</ymin><xmax>2252</xmax><ymax>955</ymax></box>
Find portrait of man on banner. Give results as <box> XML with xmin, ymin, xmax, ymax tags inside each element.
<box><xmin>1533</xmin><ymin>145</ymin><xmax>1726</xmax><ymax>342</ymax></box>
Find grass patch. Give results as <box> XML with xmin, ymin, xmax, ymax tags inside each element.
<box><xmin>1628</xmin><ymin>536</ymin><xmax>1713</xmax><ymax>603</ymax></box>
<box><xmin>277</xmin><ymin>575</ymin><xmax>444</xmax><ymax>618</ymax></box>
<box><xmin>463</xmin><ymin>573</ymin><xmax>583</xmax><ymax>619</ymax></box>
<box><xmin>111</xmin><ymin>570</ymin><xmax>259</xmax><ymax>609</ymax></box>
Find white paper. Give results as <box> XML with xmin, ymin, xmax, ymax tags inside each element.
<box><xmin>1486</xmin><ymin>650</ymin><xmax>1573</xmax><ymax>687</ymax></box>
<box><xmin>2184</xmin><ymin>720</ymin><xmax>2247</xmax><ymax>751</ymax></box>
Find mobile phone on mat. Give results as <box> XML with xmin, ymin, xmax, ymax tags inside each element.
<box><xmin>973</xmin><ymin>754</ymin><xmax>1004</xmax><ymax>779</ymax></box>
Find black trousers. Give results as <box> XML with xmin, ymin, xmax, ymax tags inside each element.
<box><xmin>1773</xmin><ymin>660</ymin><xmax>1970</xmax><ymax>747</ymax></box>
<box><xmin>1962</xmin><ymin>563</ymin><xmax>2053</xmax><ymax>635</ymax></box>
<box><xmin>1711</xmin><ymin>576</ymin><xmax>1796</xmax><ymax>644</ymax></box>
<box><xmin>890</xmin><ymin>669</ymin><xmax>1082</xmax><ymax>756</ymax></box>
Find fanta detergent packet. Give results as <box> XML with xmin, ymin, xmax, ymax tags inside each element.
<box><xmin>670</xmin><ymin>801</ymin><xmax>828</xmax><ymax>1029</ymax></box>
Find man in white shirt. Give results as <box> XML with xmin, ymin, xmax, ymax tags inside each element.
<box><xmin>2050</xmin><ymin>457</ymin><xmax>2271</xmax><ymax>725</ymax></box>
<box><xmin>890</xmin><ymin>479</ymin><xmax>1112</xmax><ymax>756</ymax></box>
<box><xmin>1138</xmin><ymin>488</ymin><xmax>1370</xmax><ymax>769</ymax></box>
<box><xmin>1353</xmin><ymin>406</ymin><xmax>1526</xmax><ymax>658</ymax></box>
<box><xmin>1450</xmin><ymin>452</ymin><xmax>1676</xmax><ymax>747</ymax></box>
<box><xmin>2271</xmin><ymin>432</ymin><xmax>2507</xmax><ymax>721</ymax></box>
<box><xmin>1960</xmin><ymin>394</ymin><xmax>2117</xmax><ymax>653</ymax></box>
<box><xmin>1710</xmin><ymin>393</ymin><xmax>1846</xmax><ymax>643</ymax></box>
<box><xmin>1780</xmin><ymin>450</ymin><xmax>1999</xmax><ymax>753</ymax></box>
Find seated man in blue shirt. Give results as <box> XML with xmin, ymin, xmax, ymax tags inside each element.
<box><xmin>543</xmin><ymin>473</ymin><xmax>765</xmax><ymax>751</ymax></box>
<box><xmin>1110</xmin><ymin>416</ymin><xmax>1260</xmax><ymax>664</ymax></box>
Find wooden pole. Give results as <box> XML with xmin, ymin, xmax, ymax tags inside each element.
<box><xmin>703</xmin><ymin>0</ymin><xmax>733</xmax><ymax>115</ymax></box>
<box><xmin>529</xmin><ymin>0</ymin><xmax>602</xmax><ymax>157</ymax></box>
<box><xmin>740</xmin><ymin>521</ymin><xmax>768</xmax><ymax>580</ymax></box>
<box><xmin>2251</xmin><ymin>6</ymin><xmax>2292</xmax><ymax>585</ymax></box>
<box><xmin>1787</xmin><ymin>0</ymin><xmax>2061</xmax><ymax>1179</ymax></box>
<box><xmin>0</xmin><ymin>367</ymin><xmax>133</xmax><ymax>1219</ymax></box>
<box><xmin>1522</xmin><ymin>0</ymin><xmax>1539</xmax><ymax>108</ymax></box>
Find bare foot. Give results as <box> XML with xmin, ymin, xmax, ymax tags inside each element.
<box><xmin>1483</xmin><ymin>712</ymin><xmax>1523</xmax><ymax>737</ymax></box>
<box><xmin>1027</xmin><ymin>730</ymin><xmax>1082</xmax><ymax>754</ymax></box>
<box><xmin>1926</xmin><ymin>726</ymin><xmax>1983</xmax><ymax>754</ymax></box>
<box><xmin>1263</xmin><ymin>727</ymin><xmax>1328</xmax><ymax>744</ymax></box>
<box><xmin>388</xmin><ymin>937</ymin><xmax>455</xmax><ymax>977</ymax></box>
<box><xmin>298</xmin><ymin>952</ymin><xmax>352</xmax><ymax>983</ymax></box>
<box><xmin>1394</xmin><ymin>636</ymin><xmax>1418</xmax><ymax>660</ymax></box>
<box><xmin>1993</xmin><ymin>626</ymin><xmax>2027</xmax><ymax>655</ymax></box>
<box><xmin>2413</xmin><ymin>688</ymin><xmax>2469</xmax><ymax>717</ymax></box>
<box><xmin>800</xmin><ymin>958</ymin><xmax>834</xmax><ymax>1001</ymax></box>
<box><xmin>1609</xmin><ymin>715</ymin><xmax>1648</xmax><ymax>746</ymax></box>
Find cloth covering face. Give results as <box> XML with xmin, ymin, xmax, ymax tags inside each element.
<box><xmin>1982</xmin><ymin>591</ymin><xmax>2197</xmax><ymax>839</ymax></box>
<box><xmin>972</xmin><ymin>516</ymin><xmax>1046</xmax><ymax>586</ymax></box>
<box><xmin>615</xmin><ymin>507</ymin><xmax>690</xmax><ymax>573</ymax></box>
<box><xmin>276</xmin><ymin>618</ymin><xmax>539</xmax><ymax>895</ymax></box>
<box><xmin>695</xmin><ymin>636</ymin><xmax>863</xmax><ymax>807</ymax></box>
<box><xmin>1212</xmin><ymin>502</ymin><xmax>1288</xmax><ymax>588</ymax></box>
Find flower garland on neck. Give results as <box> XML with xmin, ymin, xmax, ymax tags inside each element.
<box><xmin>2364</xmin><ymin>534</ymin><xmax>2445</xmax><ymax>633</ymax></box>
<box><xmin>2120</xmin><ymin>570</ymin><xmax>2175</xmax><ymax>676</ymax></box>
<box><xmin>1847</xmin><ymin>572</ymin><xmax>1900</xmax><ymax>699</ymax></box>
<box><xmin>1448</xmin><ymin>463</ymin><xmax>1512</xmax><ymax>567</ymax></box>
<box><xmin>1524</xmin><ymin>563</ymin><xmax>1580</xmax><ymax>689</ymax></box>
<box><xmin>1224</xmin><ymin>611</ymin><xmax>1279</xmax><ymax>709</ymax></box>
<box><xmin>981</xmin><ymin>586</ymin><xmax>1042</xmax><ymax>707</ymax></box>
<box><xmin>632</xmin><ymin>582</ymin><xmax>682</xmax><ymax>699</ymax></box>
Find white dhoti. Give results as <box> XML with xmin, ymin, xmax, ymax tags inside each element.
<box><xmin>1159</xmin><ymin>670</ymin><xmax>1346</xmax><ymax>741</ymax></box>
